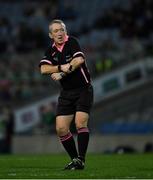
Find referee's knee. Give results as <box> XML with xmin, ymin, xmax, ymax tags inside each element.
<box><xmin>75</xmin><ymin>119</ymin><xmax>88</xmax><ymax>130</ymax></box>
<box><xmin>75</xmin><ymin>122</ymin><xmax>88</xmax><ymax>130</ymax></box>
<box><xmin>56</xmin><ymin>127</ymin><xmax>69</xmax><ymax>136</ymax></box>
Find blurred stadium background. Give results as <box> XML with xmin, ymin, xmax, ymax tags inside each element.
<box><xmin>0</xmin><ymin>0</ymin><xmax>153</xmax><ymax>155</ymax></box>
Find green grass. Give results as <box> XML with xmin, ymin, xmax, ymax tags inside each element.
<box><xmin>0</xmin><ymin>154</ymin><xmax>153</xmax><ymax>179</ymax></box>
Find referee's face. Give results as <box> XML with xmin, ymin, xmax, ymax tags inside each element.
<box><xmin>49</xmin><ymin>23</ymin><xmax>67</xmax><ymax>46</ymax></box>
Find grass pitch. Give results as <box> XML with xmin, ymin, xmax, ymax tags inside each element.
<box><xmin>0</xmin><ymin>153</ymin><xmax>153</xmax><ymax>179</ymax></box>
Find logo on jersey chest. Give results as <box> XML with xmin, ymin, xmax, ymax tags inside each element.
<box><xmin>53</xmin><ymin>57</ymin><xmax>58</xmax><ymax>61</ymax></box>
<box><xmin>52</xmin><ymin>54</ymin><xmax>72</xmax><ymax>62</ymax></box>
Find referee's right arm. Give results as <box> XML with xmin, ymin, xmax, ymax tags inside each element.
<box><xmin>39</xmin><ymin>48</ymin><xmax>61</xmax><ymax>74</ymax></box>
<box><xmin>40</xmin><ymin>64</ymin><xmax>59</xmax><ymax>74</ymax></box>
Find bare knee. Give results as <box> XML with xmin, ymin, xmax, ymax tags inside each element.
<box><xmin>56</xmin><ymin>126</ymin><xmax>69</xmax><ymax>136</ymax></box>
<box><xmin>75</xmin><ymin>112</ymin><xmax>89</xmax><ymax>129</ymax></box>
<box><xmin>75</xmin><ymin>121</ymin><xmax>88</xmax><ymax>129</ymax></box>
<box><xmin>56</xmin><ymin>115</ymin><xmax>74</xmax><ymax>136</ymax></box>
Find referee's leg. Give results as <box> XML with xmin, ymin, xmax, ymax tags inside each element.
<box><xmin>75</xmin><ymin>111</ymin><xmax>90</xmax><ymax>162</ymax></box>
<box><xmin>56</xmin><ymin>115</ymin><xmax>78</xmax><ymax>160</ymax></box>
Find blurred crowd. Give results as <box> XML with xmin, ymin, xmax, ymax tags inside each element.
<box><xmin>0</xmin><ymin>105</ymin><xmax>14</xmax><ymax>153</ymax></box>
<box><xmin>0</xmin><ymin>0</ymin><xmax>153</xmax><ymax>107</ymax></box>
<box><xmin>36</xmin><ymin>102</ymin><xmax>56</xmax><ymax>134</ymax></box>
<box><xmin>0</xmin><ymin>0</ymin><xmax>153</xmax><ymax>152</ymax></box>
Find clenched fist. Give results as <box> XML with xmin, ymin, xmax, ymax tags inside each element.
<box><xmin>51</xmin><ymin>72</ymin><xmax>65</xmax><ymax>81</ymax></box>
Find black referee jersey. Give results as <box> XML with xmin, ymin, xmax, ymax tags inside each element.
<box><xmin>39</xmin><ymin>36</ymin><xmax>91</xmax><ymax>90</ymax></box>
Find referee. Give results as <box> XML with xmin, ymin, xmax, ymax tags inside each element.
<box><xmin>39</xmin><ymin>19</ymin><xmax>93</xmax><ymax>170</ymax></box>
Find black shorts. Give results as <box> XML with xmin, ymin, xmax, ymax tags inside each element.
<box><xmin>56</xmin><ymin>85</ymin><xmax>94</xmax><ymax>116</ymax></box>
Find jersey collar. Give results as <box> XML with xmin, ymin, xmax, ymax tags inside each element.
<box><xmin>52</xmin><ymin>35</ymin><xmax>69</xmax><ymax>52</ymax></box>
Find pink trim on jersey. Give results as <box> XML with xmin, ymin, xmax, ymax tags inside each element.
<box><xmin>81</xmin><ymin>67</ymin><xmax>89</xmax><ymax>83</ymax></box>
<box><xmin>52</xmin><ymin>52</ymin><xmax>56</xmax><ymax>56</ymax></box>
<box><xmin>40</xmin><ymin>59</ymin><xmax>52</xmax><ymax>64</ymax></box>
<box><xmin>52</xmin><ymin>35</ymin><xmax>69</xmax><ymax>52</ymax></box>
<box><xmin>73</xmin><ymin>51</ymin><xmax>84</xmax><ymax>58</ymax></box>
<box><xmin>77</xmin><ymin>127</ymin><xmax>89</xmax><ymax>134</ymax></box>
<box><xmin>60</xmin><ymin>132</ymin><xmax>72</xmax><ymax>142</ymax></box>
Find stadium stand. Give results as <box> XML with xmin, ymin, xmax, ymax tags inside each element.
<box><xmin>0</xmin><ymin>0</ymin><xmax>153</xmax><ymax>137</ymax></box>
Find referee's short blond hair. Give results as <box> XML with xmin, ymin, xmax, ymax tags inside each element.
<box><xmin>49</xmin><ymin>19</ymin><xmax>67</xmax><ymax>32</ymax></box>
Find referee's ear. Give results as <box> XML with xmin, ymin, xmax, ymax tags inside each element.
<box><xmin>49</xmin><ymin>32</ymin><xmax>53</xmax><ymax>39</ymax></box>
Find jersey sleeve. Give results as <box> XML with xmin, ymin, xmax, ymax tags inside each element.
<box><xmin>39</xmin><ymin>48</ymin><xmax>52</xmax><ymax>67</ymax></box>
<box><xmin>70</xmin><ymin>37</ymin><xmax>85</xmax><ymax>59</ymax></box>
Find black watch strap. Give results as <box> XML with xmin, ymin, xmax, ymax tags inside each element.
<box><xmin>58</xmin><ymin>65</ymin><xmax>61</xmax><ymax>72</ymax></box>
<box><xmin>69</xmin><ymin>64</ymin><xmax>73</xmax><ymax>71</ymax></box>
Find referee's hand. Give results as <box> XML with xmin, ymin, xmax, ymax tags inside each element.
<box><xmin>61</xmin><ymin>63</ymin><xmax>71</xmax><ymax>73</ymax></box>
<box><xmin>51</xmin><ymin>73</ymin><xmax>63</xmax><ymax>81</ymax></box>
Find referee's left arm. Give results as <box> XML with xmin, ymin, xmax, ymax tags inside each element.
<box><xmin>69</xmin><ymin>56</ymin><xmax>85</xmax><ymax>71</ymax></box>
<box><xmin>60</xmin><ymin>56</ymin><xmax>84</xmax><ymax>73</ymax></box>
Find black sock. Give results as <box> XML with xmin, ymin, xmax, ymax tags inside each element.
<box><xmin>77</xmin><ymin>127</ymin><xmax>89</xmax><ymax>162</ymax></box>
<box><xmin>59</xmin><ymin>132</ymin><xmax>78</xmax><ymax>160</ymax></box>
